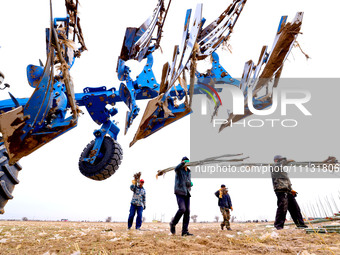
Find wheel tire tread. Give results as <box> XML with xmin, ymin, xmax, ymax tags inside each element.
<box><xmin>0</xmin><ymin>146</ymin><xmax>21</xmax><ymax>214</ymax></box>
<box><xmin>78</xmin><ymin>137</ymin><xmax>123</xmax><ymax>181</ymax></box>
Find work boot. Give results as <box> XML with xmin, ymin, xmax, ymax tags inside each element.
<box><xmin>182</xmin><ymin>232</ymin><xmax>194</xmax><ymax>236</ymax></box>
<box><xmin>297</xmin><ymin>225</ymin><xmax>308</xmax><ymax>229</ymax></box>
<box><xmin>170</xmin><ymin>223</ymin><xmax>176</xmax><ymax>235</ymax></box>
<box><xmin>227</xmin><ymin>227</ymin><xmax>232</xmax><ymax>231</ymax></box>
<box><xmin>220</xmin><ymin>224</ymin><xmax>224</xmax><ymax>230</ymax></box>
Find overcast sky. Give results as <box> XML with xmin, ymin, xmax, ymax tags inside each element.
<box><xmin>0</xmin><ymin>0</ymin><xmax>339</xmax><ymax>223</ymax></box>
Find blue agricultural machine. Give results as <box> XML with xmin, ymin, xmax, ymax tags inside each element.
<box><xmin>0</xmin><ymin>0</ymin><xmax>303</xmax><ymax>213</ymax></box>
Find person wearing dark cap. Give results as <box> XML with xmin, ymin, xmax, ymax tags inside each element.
<box><xmin>170</xmin><ymin>156</ymin><xmax>193</xmax><ymax>236</ymax></box>
<box><xmin>215</xmin><ymin>184</ymin><xmax>233</xmax><ymax>230</ymax></box>
<box><xmin>128</xmin><ymin>178</ymin><xmax>146</xmax><ymax>230</ymax></box>
<box><xmin>271</xmin><ymin>155</ymin><xmax>307</xmax><ymax>230</ymax></box>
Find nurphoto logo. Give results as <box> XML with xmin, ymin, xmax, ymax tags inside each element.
<box><xmin>200</xmin><ymin>87</ymin><xmax>312</xmax><ymax>128</ymax></box>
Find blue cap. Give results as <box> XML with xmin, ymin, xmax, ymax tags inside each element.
<box><xmin>274</xmin><ymin>155</ymin><xmax>284</xmax><ymax>161</ymax></box>
<box><xmin>182</xmin><ymin>156</ymin><xmax>189</xmax><ymax>161</ymax></box>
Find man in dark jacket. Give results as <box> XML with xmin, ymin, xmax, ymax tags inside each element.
<box><xmin>271</xmin><ymin>155</ymin><xmax>307</xmax><ymax>230</ymax></box>
<box><xmin>215</xmin><ymin>184</ymin><xmax>233</xmax><ymax>230</ymax></box>
<box><xmin>170</xmin><ymin>156</ymin><xmax>193</xmax><ymax>236</ymax></box>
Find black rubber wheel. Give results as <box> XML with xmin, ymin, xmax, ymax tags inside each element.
<box><xmin>78</xmin><ymin>136</ymin><xmax>123</xmax><ymax>180</ymax></box>
<box><xmin>0</xmin><ymin>144</ymin><xmax>22</xmax><ymax>214</ymax></box>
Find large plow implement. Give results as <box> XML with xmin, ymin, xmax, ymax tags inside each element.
<box><xmin>0</xmin><ymin>0</ymin><xmax>305</xmax><ymax>213</ymax></box>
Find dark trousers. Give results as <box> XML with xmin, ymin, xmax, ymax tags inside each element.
<box><xmin>171</xmin><ymin>194</ymin><xmax>190</xmax><ymax>233</ymax></box>
<box><xmin>287</xmin><ymin>193</ymin><xmax>305</xmax><ymax>226</ymax></box>
<box><xmin>274</xmin><ymin>191</ymin><xmax>305</xmax><ymax>229</ymax></box>
<box><xmin>128</xmin><ymin>203</ymin><xmax>143</xmax><ymax>229</ymax></box>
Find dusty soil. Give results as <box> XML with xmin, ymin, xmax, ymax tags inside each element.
<box><xmin>0</xmin><ymin>221</ymin><xmax>339</xmax><ymax>254</ymax></box>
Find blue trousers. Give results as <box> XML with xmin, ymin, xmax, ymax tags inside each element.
<box><xmin>128</xmin><ymin>203</ymin><xmax>144</xmax><ymax>229</ymax></box>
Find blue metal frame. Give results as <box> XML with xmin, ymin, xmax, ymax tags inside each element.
<box><xmin>0</xmin><ymin>7</ymin><xmax>239</xmax><ymax>164</ymax></box>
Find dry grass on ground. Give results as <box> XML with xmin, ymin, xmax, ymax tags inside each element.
<box><xmin>0</xmin><ymin>221</ymin><xmax>339</xmax><ymax>254</ymax></box>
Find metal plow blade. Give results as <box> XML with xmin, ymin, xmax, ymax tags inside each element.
<box><xmin>117</xmin><ymin>0</ymin><xmax>171</xmax><ymax>134</ymax></box>
<box><xmin>0</xmin><ymin>0</ymin><xmax>82</xmax><ymax>164</ymax></box>
<box><xmin>118</xmin><ymin>0</ymin><xmax>169</xmax><ymax>63</ymax></box>
<box><xmin>0</xmin><ymin>50</ymin><xmax>75</xmax><ymax>164</ymax></box>
<box><xmin>130</xmin><ymin>4</ymin><xmax>203</xmax><ymax>147</ymax></box>
<box><xmin>197</xmin><ymin>0</ymin><xmax>247</xmax><ymax>60</ymax></box>
<box><xmin>219</xmin><ymin>12</ymin><xmax>304</xmax><ymax>131</ymax></box>
<box><xmin>129</xmin><ymin>94</ymin><xmax>191</xmax><ymax>147</ymax></box>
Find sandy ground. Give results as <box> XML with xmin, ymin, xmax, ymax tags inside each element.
<box><xmin>0</xmin><ymin>221</ymin><xmax>339</xmax><ymax>254</ymax></box>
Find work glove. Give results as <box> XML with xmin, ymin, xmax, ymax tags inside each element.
<box><xmin>132</xmin><ymin>180</ymin><xmax>137</xmax><ymax>185</ymax></box>
<box><xmin>291</xmin><ymin>190</ymin><xmax>297</xmax><ymax>197</ymax></box>
<box><xmin>230</xmin><ymin>207</ymin><xmax>233</xmax><ymax>211</ymax></box>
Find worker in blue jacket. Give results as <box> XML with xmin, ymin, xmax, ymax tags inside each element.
<box><xmin>170</xmin><ymin>156</ymin><xmax>193</xmax><ymax>236</ymax></box>
<box><xmin>215</xmin><ymin>184</ymin><xmax>233</xmax><ymax>230</ymax></box>
<box><xmin>128</xmin><ymin>179</ymin><xmax>146</xmax><ymax>230</ymax></box>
